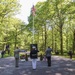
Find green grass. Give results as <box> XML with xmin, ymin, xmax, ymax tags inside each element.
<box><xmin>52</xmin><ymin>53</ymin><xmax>75</xmax><ymax>60</ymax></box>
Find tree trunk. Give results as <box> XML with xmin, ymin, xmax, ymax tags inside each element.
<box><xmin>45</xmin><ymin>25</ymin><xmax>47</xmax><ymax>50</ymax></box>
<box><xmin>54</xmin><ymin>33</ymin><xmax>57</xmax><ymax>52</ymax></box>
<box><xmin>60</xmin><ymin>25</ymin><xmax>63</xmax><ymax>55</ymax></box>
<box><xmin>42</xmin><ymin>27</ymin><xmax>44</xmax><ymax>51</ymax></box>
<box><xmin>52</xmin><ymin>27</ymin><xmax>54</xmax><ymax>51</ymax></box>
<box><xmin>14</xmin><ymin>28</ymin><xmax>17</xmax><ymax>48</ymax></box>
<box><xmin>66</xmin><ymin>33</ymin><xmax>69</xmax><ymax>51</ymax></box>
<box><xmin>73</xmin><ymin>30</ymin><xmax>75</xmax><ymax>54</ymax></box>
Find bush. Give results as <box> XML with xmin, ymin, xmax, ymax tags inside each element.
<box><xmin>55</xmin><ymin>51</ymin><xmax>59</xmax><ymax>55</ymax></box>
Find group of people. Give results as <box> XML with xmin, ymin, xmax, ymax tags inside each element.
<box><xmin>14</xmin><ymin>46</ymin><xmax>52</xmax><ymax>70</ymax></box>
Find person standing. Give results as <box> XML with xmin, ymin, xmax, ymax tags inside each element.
<box><xmin>6</xmin><ymin>44</ymin><xmax>10</xmax><ymax>55</ymax></box>
<box><xmin>46</xmin><ymin>46</ymin><xmax>52</xmax><ymax>67</ymax></box>
<box><xmin>14</xmin><ymin>47</ymin><xmax>25</xmax><ymax>67</ymax></box>
<box><xmin>30</xmin><ymin>46</ymin><xmax>39</xmax><ymax>70</ymax></box>
<box><xmin>1</xmin><ymin>50</ymin><xmax>5</xmax><ymax>58</ymax></box>
<box><xmin>14</xmin><ymin>47</ymin><xmax>20</xmax><ymax>67</ymax></box>
<box><xmin>68</xmin><ymin>50</ymin><xmax>72</xmax><ymax>59</ymax></box>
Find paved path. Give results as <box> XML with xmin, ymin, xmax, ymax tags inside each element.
<box><xmin>0</xmin><ymin>56</ymin><xmax>75</xmax><ymax>75</ymax></box>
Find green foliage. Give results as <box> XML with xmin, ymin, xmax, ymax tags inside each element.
<box><xmin>1</xmin><ymin>0</ymin><xmax>75</xmax><ymax>56</ymax></box>
<box><xmin>28</xmin><ymin>0</ymin><xmax>75</xmax><ymax>55</ymax></box>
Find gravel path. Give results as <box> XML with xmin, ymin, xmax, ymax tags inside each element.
<box><xmin>0</xmin><ymin>56</ymin><xmax>75</xmax><ymax>75</ymax></box>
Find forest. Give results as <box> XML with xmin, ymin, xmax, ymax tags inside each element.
<box><xmin>0</xmin><ymin>0</ymin><xmax>75</xmax><ymax>56</ymax></box>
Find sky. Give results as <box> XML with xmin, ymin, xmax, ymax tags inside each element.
<box><xmin>16</xmin><ymin>0</ymin><xmax>46</xmax><ymax>24</ymax></box>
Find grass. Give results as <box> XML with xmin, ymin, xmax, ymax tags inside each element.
<box><xmin>52</xmin><ymin>53</ymin><xmax>75</xmax><ymax>60</ymax></box>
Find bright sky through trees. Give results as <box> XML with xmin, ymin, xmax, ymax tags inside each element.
<box><xmin>16</xmin><ymin>0</ymin><xmax>46</xmax><ymax>24</ymax></box>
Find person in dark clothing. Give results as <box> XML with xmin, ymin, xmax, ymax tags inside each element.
<box><xmin>30</xmin><ymin>46</ymin><xmax>39</xmax><ymax>70</ymax></box>
<box><xmin>6</xmin><ymin>44</ymin><xmax>10</xmax><ymax>55</ymax></box>
<box><xmin>68</xmin><ymin>50</ymin><xmax>72</xmax><ymax>59</ymax></box>
<box><xmin>45</xmin><ymin>46</ymin><xmax>52</xmax><ymax>67</ymax></box>
<box><xmin>1</xmin><ymin>50</ymin><xmax>5</xmax><ymax>58</ymax></box>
